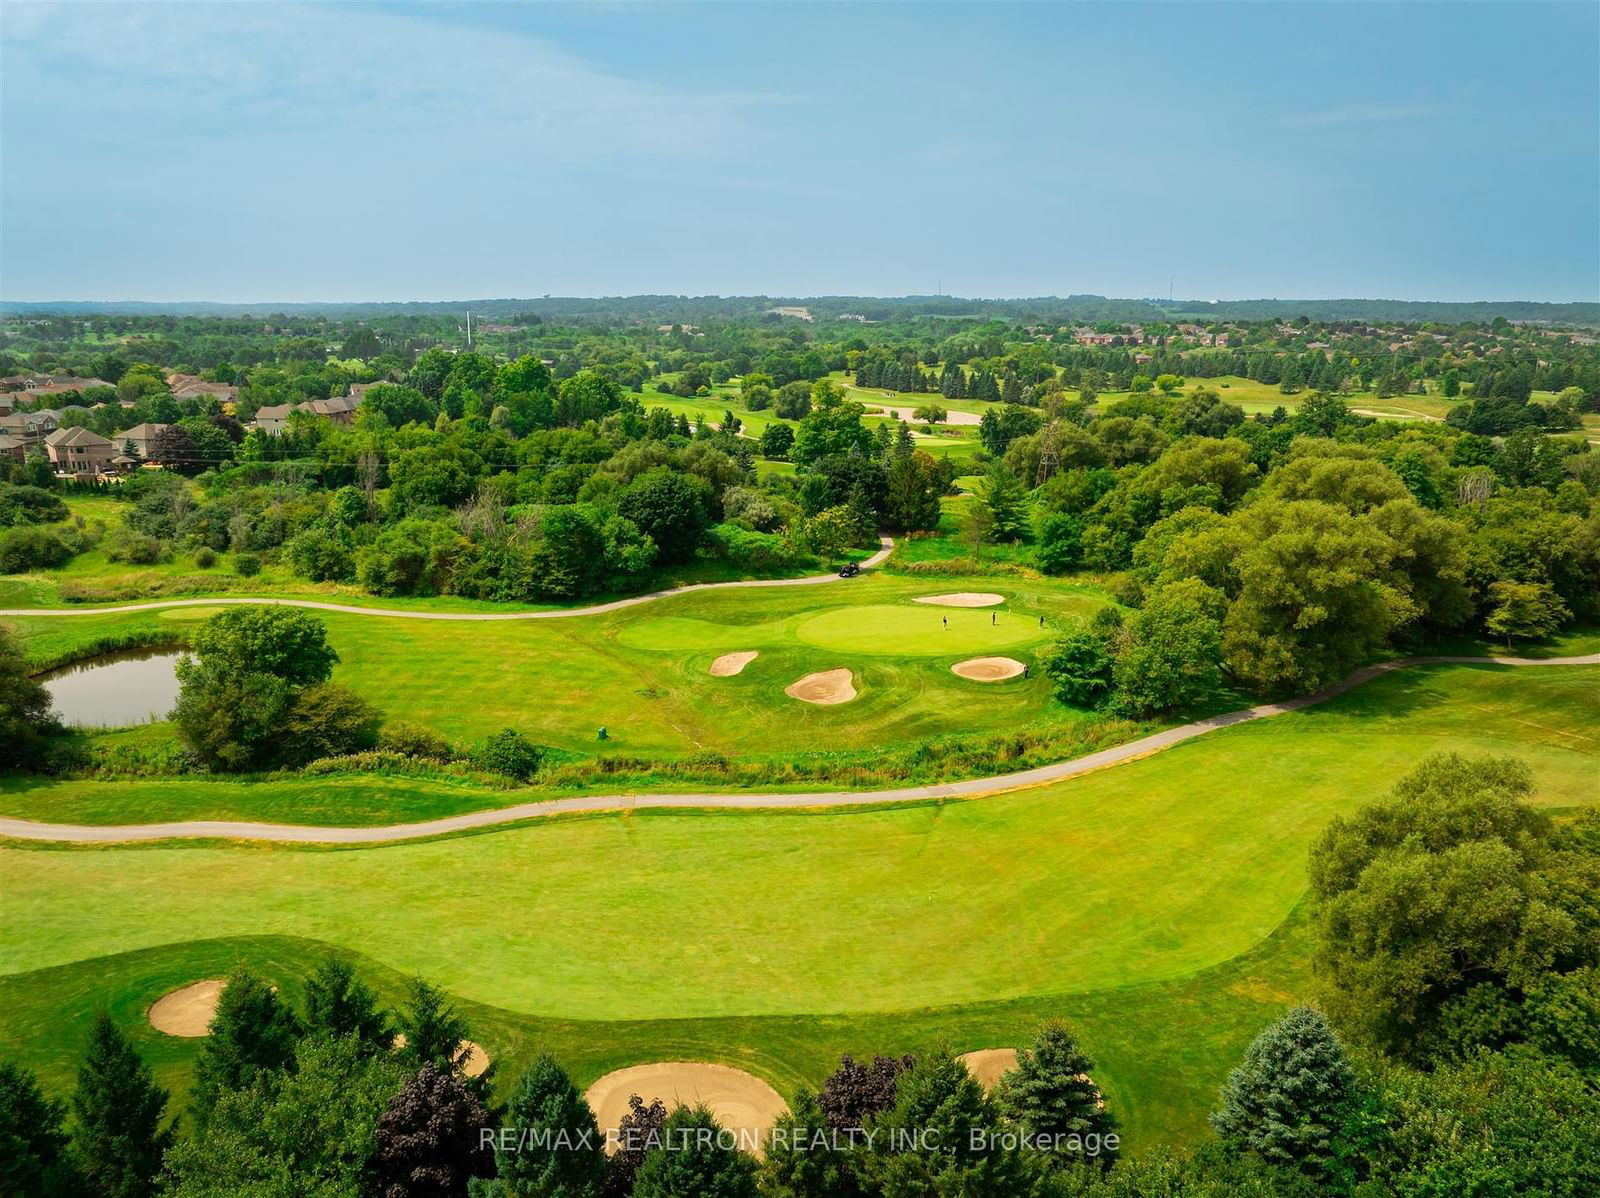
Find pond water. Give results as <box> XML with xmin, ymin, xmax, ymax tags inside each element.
<box><xmin>38</xmin><ymin>648</ymin><xmax>184</xmax><ymax>728</ymax></box>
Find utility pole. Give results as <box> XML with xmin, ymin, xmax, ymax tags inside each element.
<box><xmin>465</xmin><ymin>310</ymin><xmax>472</xmax><ymax>349</ymax></box>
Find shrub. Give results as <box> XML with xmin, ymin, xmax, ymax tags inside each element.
<box><xmin>279</xmin><ymin>683</ymin><xmax>383</xmax><ymax>767</ymax></box>
<box><xmin>475</xmin><ymin>728</ymin><xmax>545</xmax><ymax>780</ymax></box>
<box><xmin>378</xmin><ymin>720</ymin><xmax>453</xmax><ymax>761</ymax></box>
<box><xmin>234</xmin><ymin>552</ymin><xmax>262</xmax><ymax>577</ymax></box>
<box><xmin>0</xmin><ymin>524</ymin><xmax>79</xmax><ymax>572</ymax></box>
<box><xmin>103</xmin><ymin>523</ymin><xmax>169</xmax><ymax>565</ymax></box>
<box><xmin>193</xmin><ymin>547</ymin><xmax>218</xmax><ymax>569</ymax></box>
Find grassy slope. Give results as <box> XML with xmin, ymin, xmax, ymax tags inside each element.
<box><xmin>0</xmin><ymin>908</ymin><xmax>1316</xmax><ymax>1149</ymax></box>
<box><xmin>2</xmin><ymin>663</ymin><xmax>1593</xmax><ymax>1148</ymax></box>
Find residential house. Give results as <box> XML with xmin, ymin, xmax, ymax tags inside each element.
<box><xmin>0</xmin><ymin>409</ymin><xmax>57</xmax><ymax>447</ymax></box>
<box><xmin>44</xmin><ymin>426</ymin><xmax>117</xmax><ymax>478</ymax></box>
<box><xmin>18</xmin><ymin>377</ymin><xmax>116</xmax><ymax>403</ymax></box>
<box><xmin>302</xmin><ymin>395</ymin><xmax>360</xmax><ymax>425</ymax></box>
<box><xmin>167</xmin><ymin>373</ymin><xmax>240</xmax><ymax>404</ymax></box>
<box><xmin>252</xmin><ymin>391</ymin><xmax>363</xmax><ymax>434</ymax></box>
<box><xmin>111</xmin><ymin>423</ymin><xmax>174</xmax><ymax>461</ymax></box>
<box><xmin>0</xmin><ymin>396</ymin><xmax>11</xmax><ymax>417</ymax></box>
<box><xmin>252</xmin><ymin>403</ymin><xmax>295</xmax><ymax>435</ymax></box>
<box><xmin>0</xmin><ymin>433</ymin><xmax>25</xmax><ymax>464</ymax></box>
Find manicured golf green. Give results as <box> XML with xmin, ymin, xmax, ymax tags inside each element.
<box><xmin>5</xmin><ymin>576</ymin><xmax>1105</xmax><ymax>756</ymax></box>
<box><xmin>794</xmin><ymin>605</ymin><xmax>1043</xmax><ymax>654</ymax></box>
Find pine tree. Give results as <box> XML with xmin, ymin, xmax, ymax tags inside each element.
<box><xmin>190</xmin><ymin>967</ymin><xmax>301</xmax><ymax>1119</ymax></box>
<box><xmin>993</xmin><ymin>1021</ymin><xmax>1119</xmax><ymax>1170</ymax></box>
<box><xmin>2</xmin><ymin>1060</ymin><xmax>78</xmax><ymax>1197</ymax></box>
<box><xmin>979</xmin><ymin>460</ymin><xmax>1027</xmax><ymax>543</ymax></box>
<box><xmin>1210</xmin><ymin>1006</ymin><xmax>1357</xmax><ymax>1179</ymax></box>
<box><xmin>302</xmin><ymin>958</ymin><xmax>393</xmax><ymax>1056</ymax></box>
<box><xmin>397</xmin><ymin>978</ymin><xmax>472</xmax><ymax>1074</ymax></box>
<box><xmin>497</xmin><ymin>1055</ymin><xmax>606</xmax><ymax>1198</ymax></box>
<box><xmin>70</xmin><ymin>1013</ymin><xmax>172</xmax><ymax>1198</ymax></box>
<box><xmin>632</xmin><ymin>1106</ymin><xmax>758</xmax><ymax>1198</ymax></box>
<box><xmin>371</xmin><ymin>1064</ymin><xmax>494</xmax><ymax>1198</ymax></box>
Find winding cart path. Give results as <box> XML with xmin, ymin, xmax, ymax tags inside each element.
<box><xmin>3</xmin><ymin>654</ymin><xmax>1592</xmax><ymax>844</ymax></box>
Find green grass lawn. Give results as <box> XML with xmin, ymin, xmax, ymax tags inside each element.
<box><xmin>1</xmin><ymin>663</ymin><xmax>1593</xmax><ymax>1147</ymax></box>
<box><xmin>5</xmin><ymin>574</ymin><xmax>1113</xmax><ymax>755</ymax></box>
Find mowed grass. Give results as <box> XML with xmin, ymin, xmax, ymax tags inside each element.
<box><xmin>0</xmin><ymin>909</ymin><xmax>1318</xmax><ymax>1149</ymax></box>
<box><xmin>1</xmin><ymin>665</ymin><xmax>1593</xmax><ymax>1147</ymax></box>
<box><xmin>4</xmin><ymin>576</ymin><xmax>1106</xmax><ymax>754</ymax></box>
<box><xmin>3</xmin><ymin>666</ymin><xmax>1592</xmax><ymax>1017</ymax></box>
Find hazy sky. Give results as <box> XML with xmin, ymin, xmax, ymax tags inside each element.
<box><xmin>2</xmin><ymin>1</ymin><xmax>1596</xmax><ymax>302</ymax></box>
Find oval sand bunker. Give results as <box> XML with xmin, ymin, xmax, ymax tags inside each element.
<box><xmin>586</xmin><ymin>1062</ymin><xmax>787</xmax><ymax>1153</ymax></box>
<box><xmin>951</xmin><ymin>656</ymin><xmax>1026</xmax><ymax>682</ymax></box>
<box><xmin>149</xmin><ymin>978</ymin><xmax>226</xmax><ymax>1037</ymax></box>
<box><xmin>709</xmin><ymin>651</ymin><xmax>759</xmax><ymax>677</ymax></box>
<box><xmin>958</xmin><ymin>1048</ymin><xmax>1019</xmax><ymax>1091</ymax></box>
<box><xmin>913</xmin><ymin>592</ymin><xmax>1006</xmax><ymax>608</ymax></box>
<box><xmin>785</xmin><ymin>668</ymin><xmax>856</xmax><ymax>705</ymax></box>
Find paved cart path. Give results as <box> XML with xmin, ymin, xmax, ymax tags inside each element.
<box><xmin>3</xmin><ymin>654</ymin><xmax>1592</xmax><ymax>845</ymax></box>
<box><xmin>0</xmin><ymin>538</ymin><xmax>896</xmax><ymax>622</ymax></box>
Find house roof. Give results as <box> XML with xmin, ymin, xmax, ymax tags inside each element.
<box><xmin>0</xmin><ymin>434</ymin><xmax>23</xmax><ymax>450</ymax></box>
<box><xmin>112</xmin><ymin>423</ymin><xmax>173</xmax><ymax>441</ymax></box>
<box><xmin>46</xmin><ymin>426</ymin><xmax>114</xmax><ymax>448</ymax></box>
<box><xmin>254</xmin><ymin>403</ymin><xmax>295</xmax><ymax>419</ymax></box>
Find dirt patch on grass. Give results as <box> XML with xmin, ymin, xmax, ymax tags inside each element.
<box><xmin>149</xmin><ymin>978</ymin><xmax>225</xmax><ymax>1037</ymax></box>
<box><xmin>913</xmin><ymin>593</ymin><xmax>1005</xmax><ymax>608</ymax></box>
<box><xmin>1227</xmin><ymin>976</ymin><xmax>1297</xmax><ymax>1004</ymax></box>
<box><xmin>951</xmin><ymin>656</ymin><xmax>1025</xmax><ymax>682</ymax></box>
<box><xmin>785</xmin><ymin>668</ymin><xmax>856</xmax><ymax>704</ymax></box>
<box><xmin>958</xmin><ymin>1048</ymin><xmax>1018</xmax><ymax>1091</ymax></box>
<box><xmin>709</xmin><ymin>651</ymin><xmax>759</xmax><ymax>677</ymax></box>
<box><xmin>586</xmin><ymin>1062</ymin><xmax>787</xmax><ymax>1155</ymax></box>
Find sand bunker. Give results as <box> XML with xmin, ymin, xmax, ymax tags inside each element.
<box><xmin>785</xmin><ymin>668</ymin><xmax>856</xmax><ymax>705</ymax></box>
<box><xmin>865</xmin><ymin>403</ymin><xmax>982</xmax><ymax>427</ymax></box>
<box><xmin>709</xmin><ymin>651</ymin><xmax>759</xmax><ymax>677</ymax></box>
<box><xmin>951</xmin><ymin>656</ymin><xmax>1026</xmax><ymax>682</ymax></box>
<box><xmin>149</xmin><ymin>978</ymin><xmax>226</xmax><ymax>1037</ymax></box>
<box><xmin>913</xmin><ymin>592</ymin><xmax>1006</xmax><ymax>608</ymax></box>
<box><xmin>391</xmin><ymin>1033</ymin><xmax>492</xmax><ymax>1078</ymax></box>
<box><xmin>586</xmin><ymin>1062</ymin><xmax>788</xmax><ymax>1154</ymax></box>
<box><xmin>958</xmin><ymin>1048</ymin><xmax>1019</xmax><ymax>1091</ymax></box>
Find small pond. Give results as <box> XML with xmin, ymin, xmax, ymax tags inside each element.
<box><xmin>38</xmin><ymin>648</ymin><xmax>184</xmax><ymax>728</ymax></box>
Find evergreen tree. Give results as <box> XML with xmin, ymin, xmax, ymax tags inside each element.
<box><xmin>1</xmin><ymin>1059</ymin><xmax>78</xmax><ymax>1197</ymax></box>
<box><xmin>1210</xmin><ymin>1006</ymin><xmax>1358</xmax><ymax>1179</ymax></box>
<box><xmin>979</xmin><ymin>460</ymin><xmax>1028</xmax><ymax>543</ymax></box>
<box><xmin>302</xmin><ymin>957</ymin><xmax>393</xmax><ymax>1056</ymax></box>
<box><xmin>858</xmin><ymin>1049</ymin><xmax>1029</xmax><ymax>1197</ymax></box>
<box><xmin>994</xmin><ymin>1021</ymin><xmax>1119</xmax><ymax>1170</ymax></box>
<box><xmin>371</xmin><ymin>1063</ymin><xmax>494</xmax><ymax>1198</ymax></box>
<box><xmin>632</xmin><ymin>1105</ymin><xmax>758</xmax><ymax>1198</ymax></box>
<box><xmin>70</xmin><ymin>1014</ymin><xmax>172</xmax><ymax>1198</ymax></box>
<box><xmin>190</xmin><ymin>967</ymin><xmax>301</xmax><ymax>1119</ymax></box>
<box><xmin>884</xmin><ymin>453</ymin><xmax>942</xmax><ymax>533</ymax></box>
<box><xmin>397</xmin><ymin>977</ymin><xmax>473</xmax><ymax>1075</ymax></box>
<box><xmin>763</xmin><ymin>1088</ymin><xmax>867</xmax><ymax>1198</ymax></box>
<box><xmin>497</xmin><ymin>1054</ymin><xmax>606</xmax><ymax>1198</ymax></box>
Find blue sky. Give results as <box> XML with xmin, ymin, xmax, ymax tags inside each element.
<box><xmin>2</xmin><ymin>1</ymin><xmax>1596</xmax><ymax>302</ymax></box>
